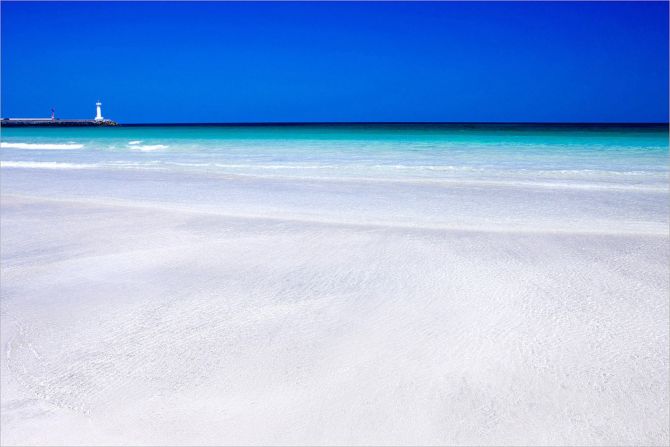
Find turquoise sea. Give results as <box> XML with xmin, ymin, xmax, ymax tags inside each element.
<box><xmin>1</xmin><ymin>124</ymin><xmax>668</xmax><ymax>234</ymax></box>
<box><xmin>1</xmin><ymin>124</ymin><xmax>668</xmax><ymax>184</ymax></box>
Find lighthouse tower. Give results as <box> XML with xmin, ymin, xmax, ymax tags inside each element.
<box><xmin>95</xmin><ymin>101</ymin><xmax>104</xmax><ymax>121</ymax></box>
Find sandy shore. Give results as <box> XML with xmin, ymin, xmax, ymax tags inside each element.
<box><xmin>1</xmin><ymin>185</ymin><xmax>668</xmax><ymax>445</ymax></box>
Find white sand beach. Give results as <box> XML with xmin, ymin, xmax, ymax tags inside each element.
<box><xmin>1</xmin><ymin>154</ymin><xmax>668</xmax><ymax>445</ymax></box>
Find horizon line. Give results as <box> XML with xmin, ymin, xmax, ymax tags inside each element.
<box><xmin>116</xmin><ymin>121</ymin><xmax>670</xmax><ymax>126</ymax></box>
<box><xmin>2</xmin><ymin>120</ymin><xmax>668</xmax><ymax>128</ymax></box>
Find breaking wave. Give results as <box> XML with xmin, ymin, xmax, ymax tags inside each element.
<box><xmin>1</xmin><ymin>142</ymin><xmax>84</xmax><ymax>150</ymax></box>
<box><xmin>0</xmin><ymin>161</ymin><xmax>97</xmax><ymax>169</ymax></box>
<box><xmin>129</xmin><ymin>144</ymin><xmax>168</xmax><ymax>151</ymax></box>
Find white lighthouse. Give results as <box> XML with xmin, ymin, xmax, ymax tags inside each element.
<box><xmin>95</xmin><ymin>101</ymin><xmax>104</xmax><ymax>121</ymax></box>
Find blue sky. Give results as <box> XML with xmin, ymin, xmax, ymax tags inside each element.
<box><xmin>1</xmin><ymin>1</ymin><xmax>668</xmax><ymax>123</ymax></box>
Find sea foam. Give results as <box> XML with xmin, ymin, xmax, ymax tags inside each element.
<box><xmin>1</xmin><ymin>142</ymin><xmax>84</xmax><ymax>150</ymax></box>
<box><xmin>0</xmin><ymin>161</ymin><xmax>97</xmax><ymax>169</ymax></box>
<box><xmin>129</xmin><ymin>144</ymin><xmax>168</xmax><ymax>151</ymax></box>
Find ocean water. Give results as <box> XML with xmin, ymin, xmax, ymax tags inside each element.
<box><xmin>1</xmin><ymin>124</ymin><xmax>668</xmax><ymax>183</ymax></box>
<box><xmin>1</xmin><ymin>124</ymin><xmax>669</xmax><ymax>445</ymax></box>
<box><xmin>1</xmin><ymin>124</ymin><xmax>668</xmax><ymax>233</ymax></box>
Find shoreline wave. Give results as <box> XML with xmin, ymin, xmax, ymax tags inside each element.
<box><xmin>1</xmin><ymin>142</ymin><xmax>85</xmax><ymax>150</ymax></box>
<box><xmin>0</xmin><ymin>161</ymin><xmax>98</xmax><ymax>169</ymax></box>
<box><xmin>1</xmin><ymin>160</ymin><xmax>666</xmax><ymax>192</ymax></box>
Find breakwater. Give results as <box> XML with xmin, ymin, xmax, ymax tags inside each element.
<box><xmin>1</xmin><ymin>119</ymin><xmax>118</xmax><ymax>127</ymax></box>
